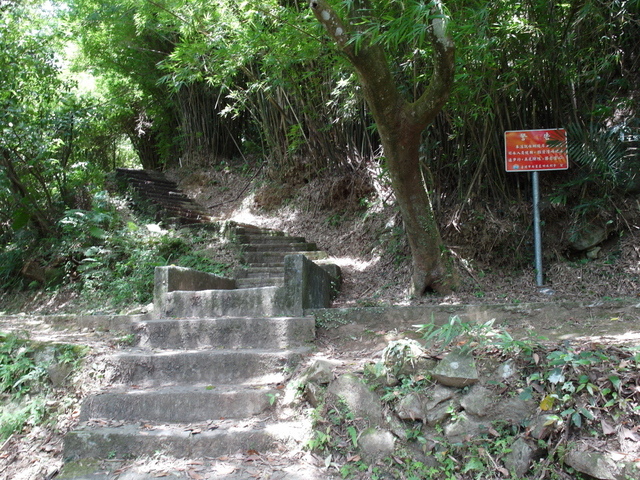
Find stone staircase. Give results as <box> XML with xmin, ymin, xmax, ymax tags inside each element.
<box><xmin>234</xmin><ymin>224</ymin><xmax>328</xmax><ymax>289</ymax></box>
<box><xmin>114</xmin><ymin>168</ymin><xmax>214</xmax><ymax>224</ymax></box>
<box><xmin>64</xmin><ymin>315</ymin><xmax>315</xmax><ymax>460</ymax></box>
<box><xmin>63</xmin><ymin>169</ymin><xmax>340</xmax><ymax>470</ymax></box>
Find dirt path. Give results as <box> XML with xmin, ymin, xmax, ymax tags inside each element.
<box><xmin>1</xmin><ymin>299</ymin><xmax>640</xmax><ymax>480</ymax></box>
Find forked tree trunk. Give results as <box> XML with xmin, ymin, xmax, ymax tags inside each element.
<box><xmin>310</xmin><ymin>0</ymin><xmax>458</xmax><ymax>294</ymax></box>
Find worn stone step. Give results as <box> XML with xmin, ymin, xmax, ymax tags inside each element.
<box><xmin>64</xmin><ymin>419</ymin><xmax>308</xmax><ymax>460</ymax></box>
<box><xmin>243</xmin><ymin>251</ymin><xmax>324</xmax><ymax>264</ymax></box>
<box><xmin>161</xmin><ymin>207</ymin><xmax>212</xmax><ymax>221</ymax></box>
<box><xmin>106</xmin><ymin>348</ymin><xmax>311</xmax><ymax>387</ymax></box>
<box><xmin>134</xmin><ymin>316</ymin><xmax>314</xmax><ymax>350</ymax></box>
<box><xmin>236</xmin><ymin>278</ymin><xmax>284</xmax><ymax>288</ymax></box>
<box><xmin>116</xmin><ymin>169</ymin><xmax>177</xmax><ymax>188</ymax></box>
<box><xmin>80</xmin><ymin>384</ymin><xmax>279</xmax><ymax>423</ymax></box>
<box><xmin>142</xmin><ymin>193</ymin><xmax>207</xmax><ymax>210</ymax></box>
<box><xmin>232</xmin><ymin>266</ymin><xmax>283</xmax><ymax>279</ymax></box>
<box><xmin>162</xmin><ymin>286</ymin><xmax>285</xmax><ymax>318</ymax></box>
<box><xmin>127</xmin><ymin>183</ymin><xmax>184</xmax><ymax>196</ymax></box>
<box><xmin>245</xmin><ymin>261</ymin><xmax>286</xmax><ymax>268</ymax></box>
<box><xmin>242</xmin><ymin>268</ymin><xmax>285</xmax><ymax>278</ymax></box>
<box><xmin>237</xmin><ymin>234</ymin><xmax>306</xmax><ymax>245</ymax></box>
<box><xmin>234</xmin><ymin>226</ymin><xmax>280</xmax><ymax>236</ymax></box>
<box><xmin>241</xmin><ymin>243</ymin><xmax>317</xmax><ymax>253</ymax></box>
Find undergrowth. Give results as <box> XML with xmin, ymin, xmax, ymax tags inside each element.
<box><xmin>304</xmin><ymin>317</ymin><xmax>640</xmax><ymax>479</ymax></box>
<box><xmin>0</xmin><ymin>332</ymin><xmax>88</xmax><ymax>441</ymax></box>
<box><xmin>0</xmin><ymin>190</ymin><xmax>238</xmax><ymax>314</ymax></box>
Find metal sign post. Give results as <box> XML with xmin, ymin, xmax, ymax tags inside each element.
<box><xmin>532</xmin><ymin>171</ymin><xmax>543</xmax><ymax>286</ymax></box>
<box><xmin>505</xmin><ymin>129</ymin><xmax>568</xmax><ymax>287</ymax></box>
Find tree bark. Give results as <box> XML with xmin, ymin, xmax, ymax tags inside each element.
<box><xmin>310</xmin><ymin>0</ymin><xmax>457</xmax><ymax>294</ymax></box>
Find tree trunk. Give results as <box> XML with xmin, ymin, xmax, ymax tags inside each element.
<box><xmin>310</xmin><ymin>0</ymin><xmax>458</xmax><ymax>294</ymax></box>
<box><xmin>382</xmin><ymin>124</ymin><xmax>455</xmax><ymax>295</ymax></box>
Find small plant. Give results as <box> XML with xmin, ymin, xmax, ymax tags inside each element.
<box><xmin>417</xmin><ymin>315</ymin><xmax>544</xmax><ymax>359</ymax></box>
<box><xmin>0</xmin><ymin>332</ymin><xmax>47</xmax><ymax>398</ymax></box>
<box><xmin>314</xmin><ymin>310</ymin><xmax>350</xmax><ymax>330</ymax></box>
<box><xmin>306</xmin><ymin>426</ymin><xmax>333</xmax><ymax>453</ymax></box>
<box><xmin>0</xmin><ymin>332</ymin><xmax>87</xmax><ymax>440</ymax></box>
<box><xmin>114</xmin><ymin>333</ymin><xmax>136</xmax><ymax>346</ymax></box>
<box><xmin>417</xmin><ymin>315</ymin><xmax>494</xmax><ymax>354</ymax></box>
<box><xmin>381</xmin><ymin>338</ymin><xmax>425</xmax><ymax>378</ymax></box>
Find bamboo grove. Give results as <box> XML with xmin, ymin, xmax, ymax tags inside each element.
<box><xmin>1</xmin><ymin>0</ymin><xmax>638</xmax><ymax>270</ymax></box>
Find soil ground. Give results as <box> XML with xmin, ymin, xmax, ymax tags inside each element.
<box><xmin>1</xmin><ymin>165</ymin><xmax>639</xmax><ymax>479</ymax></box>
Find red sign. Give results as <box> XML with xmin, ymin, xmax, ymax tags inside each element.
<box><xmin>505</xmin><ymin>129</ymin><xmax>568</xmax><ymax>172</ymax></box>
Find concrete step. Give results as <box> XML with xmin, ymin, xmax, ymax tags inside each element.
<box><xmin>245</xmin><ymin>261</ymin><xmax>285</xmax><ymax>268</ymax></box>
<box><xmin>243</xmin><ymin>251</ymin><xmax>324</xmax><ymax>264</ymax></box>
<box><xmin>241</xmin><ymin>243</ymin><xmax>317</xmax><ymax>253</ymax></box>
<box><xmin>237</xmin><ymin>234</ymin><xmax>306</xmax><ymax>245</ymax></box>
<box><xmin>134</xmin><ymin>316</ymin><xmax>314</xmax><ymax>350</ymax></box>
<box><xmin>115</xmin><ymin>169</ymin><xmax>213</xmax><ymax>224</ymax></box>
<box><xmin>162</xmin><ymin>286</ymin><xmax>283</xmax><ymax>318</ymax></box>
<box><xmin>239</xmin><ymin>267</ymin><xmax>285</xmax><ymax>278</ymax></box>
<box><xmin>234</xmin><ymin>226</ymin><xmax>279</xmax><ymax>236</ymax></box>
<box><xmin>235</xmin><ymin>278</ymin><xmax>284</xmax><ymax>288</ymax></box>
<box><xmin>116</xmin><ymin>168</ymin><xmax>177</xmax><ymax>188</ymax></box>
<box><xmin>64</xmin><ymin>419</ymin><xmax>308</xmax><ymax>460</ymax></box>
<box><xmin>80</xmin><ymin>384</ymin><xmax>280</xmax><ymax>423</ymax></box>
<box><xmin>106</xmin><ymin>347</ymin><xmax>311</xmax><ymax>387</ymax></box>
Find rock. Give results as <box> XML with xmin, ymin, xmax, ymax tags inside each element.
<box><xmin>424</xmin><ymin>385</ymin><xmax>457</xmax><ymax>410</ymax></box>
<box><xmin>382</xmin><ymin>339</ymin><xmax>427</xmax><ymax>377</ymax></box>
<box><xmin>494</xmin><ymin>360</ymin><xmax>517</xmax><ymax>381</ymax></box>
<box><xmin>48</xmin><ymin>362</ymin><xmax>73</xmax><ymax>387</ymax></box>
<box><xmin>568</xmin><ymin>222</ymin><xmax>608</xmax><ymax>251</ymax></box>
<box><xmin>298</xmin><ymin>359</ymin><xmax>341</xmax><ymax>407</ymax></box>
<box><xmin>528</xmin><ymin>414</ymin><xmax>558</xmax><ymax>440</ymax></box>
<box><xmin>358</xmin><ymin>428</ymin><xmax>395</xmax><ymax>462</ymax></box>
<box><xmin>564</xmin><ymin>448</ymin><xmax>623</xmax><ymax>480</ymax></box>
<box><xmin>395</xmin><ymin>392</ymin><xmax>427</xmax><ymax>422</ymax></box>
<box><xmin>304</xmin><ymin>382</ymin><xmax>324</xmax><ymax>408</ymax></box>
<box><xmin>300</xmin><ymin>359</ymin><xmax>338</xmax><ymax>385</ymax></box>
<box><xmin>444</xmin><ymin>412</ymin><xmax>489</xmax><ymax>443</ymax></box>
<box><xmin>460</xmin><ymin>385</ymin><xmax>495</xmax><ymax>417</ymax></box>
<box><xmin>432</xmin><ymin>350</ymin><xmax>479</xmax><ymax>388</ymax></box>
<box><xmin>425</xmin><ymin>401</ymin><xmax>454</xmax><ymax>426</ymax></box>
<box><xmin>586</xmin><ymin>246</ymin><xmax>602</xmax><ymax>259</ymax></box>
<box><xmin>503</xmin><ymin>437</ymin><xmax>541</xmax><ymax>477</ymax></box>
<box><xmin>494</xmin><ymin>397</ymin><xmax>536</xmax><ymax>425</ymax></box>
<box><xmin>327</xmin><ymin>374</ymin><xmax>386</xmax><ymax>428</ymax></box>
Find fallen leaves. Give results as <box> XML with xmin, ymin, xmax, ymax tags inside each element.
<box><xmin>187</xmin><ymin>468</ymin><xmax>205</xmax><ymax>479</ymax></box>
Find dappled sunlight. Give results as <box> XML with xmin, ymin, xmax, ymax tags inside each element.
<box><xmin>562</xmin><ymin>330</ymin><xmax>640</xmax><ymax>346</ymax></box>
<box><xmin>328</xmin><ymin>255</ymin><xmax>381</xmax><ymax>273</ymax></box>
<box><xmin>227</xmin><ymin>192</ymin><xmax>300</xmax><ymax>228</ymax></box>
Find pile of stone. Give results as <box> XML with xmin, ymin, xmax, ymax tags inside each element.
<box><xmin>296</xmin><ymin>342</ymin><xmax>638</xmax><ymax>480</ymax></box>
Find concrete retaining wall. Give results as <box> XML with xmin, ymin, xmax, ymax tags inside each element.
<box><xmin>154</xmin><ymin>256</ymin><xmax>341</xmax><ymax>318</ymax></box>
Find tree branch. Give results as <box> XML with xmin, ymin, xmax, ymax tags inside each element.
<box><xmin>309</xmin><ymin>0</ymin><xmax>403</xmax><ymax>131</ymax></box>
<box><xmin>410</xmin><ymin>0</ymin><xmax>455</xmax><ymax>126</ymax></box>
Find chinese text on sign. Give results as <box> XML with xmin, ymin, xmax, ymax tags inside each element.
<box><xmin>505</xmin><ymin>129</ymin><xmax>568</xmax><ymax>172</ymax></box>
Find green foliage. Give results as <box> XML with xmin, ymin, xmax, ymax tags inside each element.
<box><xmin>522</xmin><ymin>343</ymin><xmax>639</xmax><ymax>433</ymax></box>
<box><xmin>417</xmin><ymin>315</ymin><xmax>544</xmax><ymax>359</ymax></box>
<box><xmin>549</xmin><ymin>122</ymin><xmax>640</xmax><ymax>225</ymax></box>
<box><xmin>66</xmin><ymin>198</ymin><xmax>232</xmax><ymax>311</ymax></box>
<box><xmin>0</xmin><ymin>190</ymin><xmax>235</xmax><ymax>313</ymax></box>
<box><xmin>0</xmin><ymin>332</ymin><xmax>87</xmax><ymax>440</ymax></box>
<box><xmin>0</xmin><ymin>333</ymin><xmax>46</xmax><ymax>398</ymax></box>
